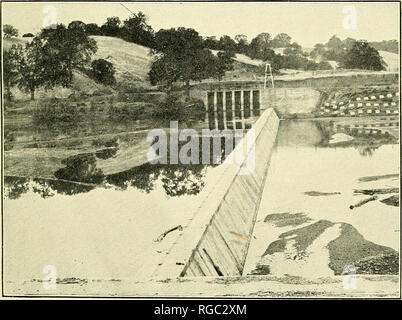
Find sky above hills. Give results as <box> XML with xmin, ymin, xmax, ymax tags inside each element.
<box><xmin>2</xmin><ymin>2</ymin><xmax>399</xmax><ymax>47</ymax></box>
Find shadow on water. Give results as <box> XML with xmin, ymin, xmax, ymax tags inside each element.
<box><xmin>55</xmin><ymin>153</ymin><xmax>105</xmax><ymax>184</ymax></box>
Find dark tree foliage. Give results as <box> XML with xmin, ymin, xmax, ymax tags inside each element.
<box><xmin>22</xmin><ymin>33</ymin><xmax>34</xmax><ymax>37</ymax></box>
<box><xmin>3</xmin><ymin>24</ymin><xmax>18</xmax><ymax>38</ymax></box>
<box><xmin>271</xmin><ymin>33</ymin><xmax>292</xmax><ymax>48</ymax></box>
<box><xmin>218</xmin><ymin>35</ymin><xmax>237</xmax><ymax>52</ymax></box>
<box><xmin>12</xmin><ymin>42</ymin><xmax>44</xmax><ymax>100</ymax></box>
<box><xmin>150</xmin><ymin>27</ymin><xmax>216</xmax><ymax>95</ymax></box>
<box><xmin>248</xmin><ymin>33</ymin><xmax>274</xmax><ymax>60</ymax></box>
<box><xmin>212</xmin><ymin>50</ymin><xmax>235</xmax><ymax>81</ymax></box>
<box><xmin>3</xmin><ymin>46</ymin><xmax>21</xmax><ymax>101</ymax></box>
<box><xmin>120</xmin><ymin>12</ymin><xmax>155</xmax><ymax>48</ymax></box>
<box><xmin>100</xmin><ymin>16</ymin><xmax>121</xmax><ymax>37</ymax></box>
<box><xmin>68</xmin><ymin>20</ymin><xmax>86</xmax><ymax>31</ymax></box>
<box><xmin>341</xmin><ymin>41</ymin><xmax>386</xmax><ymax>71</ymax></box>
<box><xmin>8</xmin><ymin>24</ymin><xmax>97</xmax><ymax>100</ymax></box>
<box><xmin>149</xmin><ymin>54</ymin><xmax>181</xmax><ymax>90</ymax></box>
<box><xmin>203</xmin><ymin>36</ymin><xmax>220</xmax><ymax>50</ymax></box>
<box><xmin>85</xmin><ymin>23</ymin><xmax>101</xmax><ymax>36</ymax></box>
<box><xmin>234</xmin><ymin>34</ymin><xmax>249</xmax><ymax>54</ymax></box>
<box><xmin>91</xmin><ymin>59</ymin><xmax>116</xmax><ymax>85</ymax></box>
<box><xmin>55</xmin><ymin>154</ymin><xmax>104</xmax><ymax>184</ymax></box>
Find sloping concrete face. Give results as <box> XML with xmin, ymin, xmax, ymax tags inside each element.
<box><xmin>155</xmin><ymin>108</ymin><xmax>279</xmax><ymax>278</ymax></box>
<box><xmin>262</xmin><ymin>87</ymin><xmax>321</xmax><ymax>116</ymax></box>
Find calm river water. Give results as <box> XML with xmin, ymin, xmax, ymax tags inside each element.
<box><xmin>244</xmin><ymin>117</ymin><xmax>399</xmax><ymax>276</ymax></box>
<box><xmin>3</xmin><ymin>114</ymin><xmax>399</xmax><ymax>283</ymax></box>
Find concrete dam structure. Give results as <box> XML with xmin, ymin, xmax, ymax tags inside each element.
<box><xmin>205</xmin><ymin>89</ymin><xmax>262</xmax><ymax>130</ymax></box>
<box><xmin>154</xmin><ymin>97</ymin><xmax>280</xmax><ymax>278</ymax></box>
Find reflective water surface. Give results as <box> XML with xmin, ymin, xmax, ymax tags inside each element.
<box><xmin>3</xmin><ymin>110</ymin><xmax>258</xmax><ymax>282</ymax></box>
<box><xmin>3</xmin><ymin>114</ymin><xmax>399</xmax><ymax>281</ymax></box>
<box><xmin>244</xmin><ymin>117</ymin><xmax>399</xmax><ymax>276</ymax></box>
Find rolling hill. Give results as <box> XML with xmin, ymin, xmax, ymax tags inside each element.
<box><xmin>3</xmin><ymin>36</ymin><xmax>399</xmax><ymax>100</ymax></box>
<box><xmin>91</xmin><ymin>36</ymin><xmax>152</xmax><ymax>83</ymax></box>
<box><xmin>3</xmin><ymin>36</ymin><xmax>154</xmax><ymax>99</ymax></box>
<box><xmin>378</xmin><ymin>50</ymin><xmax>399</xmax><ymax>72</ymax></box>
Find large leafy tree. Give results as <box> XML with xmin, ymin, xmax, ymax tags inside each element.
<box><xmin>68</xmin><ymin>20</ymin><xmax>87</xmax><ymax>32</ymax></box>
<box><xmin>218</xmin><ymin>35</ymin><xmax>237</xmax><ymax>52</ymax></box>
<box><xmin>212</xmin><ymin>50</ymin><xmax>235</xmax><ymax>82</ymax></box>
<box><xmin>234</xmin><ymin>34</ymin><xmax>248</xmax><ymax>54</ymax></box>
<box><xmin>149</xmin><ymin>27</ymin><xmax>215</xmax><ymax>96</ymax></box>
<box><xmin>121</xmin><ymin>11</ymin><xmax>155</xmax><ymax>47</ymax></box>
<box><xmin>3</xmin><ymin>24</ymin><xmax>18</xmax><ymax>38</ymax></box>
<box><xmin>203</xmin><ymin>36</ymin><xmax>220</xmax><ymax>50</ymax></box>
<box><xmin>91</xmin><ymin>59</ymin><xmax>116</xmax><ymax>85</ymax></box>
<box><xmin>248</xmin><ymin>33</ymin><xmax>275</xmax><ymax>60</ymax></box>
<box><xmin>341</xmin><ymin>40</ymin><xmax>386</xmax><ymax>71</ymax></box>
<box><xmin>13</xmin><ymin>42</ymin><xmax>44</xmax><ymax>100</ymax></box>
<box><xmin>310</xmin><ymin>43</ymin><xmax>326</xmax><ymax>59</ymax></box>
<box><xmin>100</xmin><ymin>16</ymin><xmax>121</xmax><ymax>37</ymax></box>
<box><xmin>10</xmin><ymin>23</ymin><xmax>97</xmax><ymax>100</ymax></box>
<box><xmin>271</xmin><ymin>33</ymin><xmax>292</xmax><ymax>48</ymax></box>
<box><xmin>85</xmin><ymin>23</ymin><xmax>100</xmax><ymax>36</ymax></box>
<box><xmin>3</xmin><ymin>45</ymin><xmax>21</xmax><ymax>101</ymax></box>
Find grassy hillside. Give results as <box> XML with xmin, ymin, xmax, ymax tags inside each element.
<box><xmin>3</xmin><ymin>36</ymin><xmax>154</xmax><ymax>100</ymax></box>
<box><xmin>91</xmin><ymin>36</ymin><xmax>152</xmax><ymax>84</ymax></box>
<box><xmin>4</xmin><ymin>36</ymin><xmax>398</xmax><ymax>100</ymax></box>
<box><xmin>378</xmin><ymin>50</ymin><xmax>399</xmax><ymax>72</ymax></box>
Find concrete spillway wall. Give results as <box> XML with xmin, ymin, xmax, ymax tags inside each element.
<box><xmin>154</xmin><ymin>108</ymin><xmax>279</xmax><ymax>278</ymax></box>
<box><xmin>262</xmin><ymin>87</ymin><xmax>321</xmax><ymax>116</ymax></box>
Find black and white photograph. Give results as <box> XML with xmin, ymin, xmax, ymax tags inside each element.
<box><xmin>1</xmin><ymin>1</ymin><xmax>400</xmax><ymax>299</ymax></box>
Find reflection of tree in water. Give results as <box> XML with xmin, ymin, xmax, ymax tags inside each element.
<box><xmin>355</xmin><ymin>145</ymin><xmax>379</xmax><ymax>157</ymax></box>
<box><xmin>6</xmin><ymin>134</ymin><xmax>233</xmax><ymax>199</ymax></box>
<box><xmin>315</xmin><ymin>121</ymin><xmax>333</xmax><ymax>146</ymax></box>
<box><xmin>35</xmin><ymin>178</ymin><xmax>95</xmax><ymax>196</ymax></box>
<box><xmin>4</xmin><ymin>176</ymin><xmax>95</xmax><ymax>200</ymax></box>
<box><xmin>54</xmin><ymin>153</ymin><xmax>104</xmax><ymax>184</ymax></box>
<box><xmin>315</xmin><ymin>120</ymin><xmax>398</xmax><ymax>157</ymax></box>
<box><xmin>95</xmin><ymin>148</ymin><xmax>118</xmax><ymax>160</ymax></box>
<box><xmin>106</xmin><ymin>162</ymin><xmax>160</xmax><ymax>193</ymax></box>
<box><xmin>161</xmin><ymin>165</ymin><xmax>206</xmax><ymax>197</ymax></box>
<box><xmin>31</xmin><ymin>179</ymin><xmax>55</xmax><ymax>198</ymax></box>
<box><xmin>106</xmin><ymin>135</ymin><xmax>234</xmax><ymax>196</ymax></box>
<box><xmin>106</xmin><ymin>163</ymin><xmax>207</xmax><ymax>197</ymax></box>
<box><xmin>4</xmin><ymin>176</ymin><xmax>30</xmax><ymax>200</ymax></box>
